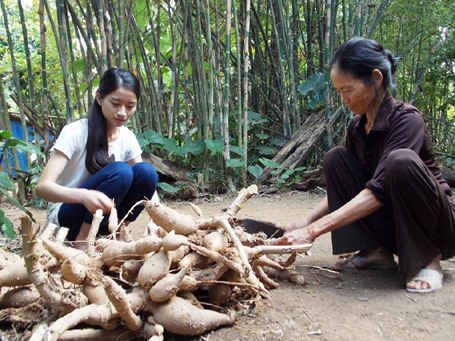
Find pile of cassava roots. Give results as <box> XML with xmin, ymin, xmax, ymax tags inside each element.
<box><xmin>0</xmin><ymin>185</ymin><xmax>311</xmax><ymax>340</ymax></box>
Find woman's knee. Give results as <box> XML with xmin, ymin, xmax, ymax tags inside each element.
<box><xmin>323</xmin><ymin>146</ymin><xmax>350</xmax><ymax>171</ymax></box>
<box><xmin>385</xmin><ymin>149</ymin><xmax>419</xmax><ymax>176</ymax></box>
<box><xmin>132</xmin><ymin>162</ymin><xmax>159</xmax><ymax>189</ymax></box>
<box><xmin>105</xmin><ymin>162</ymin><xmax>134</xmax><ymax>189</ymax></box>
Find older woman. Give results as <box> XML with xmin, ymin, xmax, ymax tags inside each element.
<box><xmin>275</xmin><ymin>37</ymin><xmax>455</xmax><ymax>293</ymax></box>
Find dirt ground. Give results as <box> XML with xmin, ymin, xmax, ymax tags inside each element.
<box><xmin>3</xmin><ymin>190</ymin><xmax>455</xmax><ymax>341</ymax></box>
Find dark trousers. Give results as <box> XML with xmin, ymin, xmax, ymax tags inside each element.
<box><xmin>323</xmin><ymin>146</ymin><xmax>455</xmax><ymax>274</ymax></box>
<box><xmin>58</xmin><ymin>161</ymin><xmax>158</xmax><ymax>241</ymax></box>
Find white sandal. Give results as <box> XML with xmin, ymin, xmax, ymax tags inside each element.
<box><xmin>406</xmin><ymin>266</ymin><xmax>443</xmax><ymax>293</ymax></box>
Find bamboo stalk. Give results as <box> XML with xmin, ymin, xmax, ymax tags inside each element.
<box><xmin>0</xmin><ymin>0</ymin><xmax>27</xmax><ymax>202</ymax></box>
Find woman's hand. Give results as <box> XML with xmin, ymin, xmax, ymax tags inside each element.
<box><xmin>142</xmin><ymin>219</ymin><xmax>160</xmax><ymax>237</ymax></box>
<box><xmin>81</xmin><ymin>189</ymin><xmax>113</xmax><ymax>215</ymax></box>
<box><xmin>273</xmin><ymin>226</ymin><xmax>315</xmax><ymax>245</ymax></box>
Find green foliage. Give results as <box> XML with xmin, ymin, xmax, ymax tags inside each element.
<box><xmin>157</xmin><ymin>182</ymin><xmax>178</xmax><ymax>195</ymax></box>
<box><xmin>1</xmin><ymin>0</ymin><xmax>454</xmax><ymax>193</ymax></box>
<box><xmin>297</xmin><ymin>72</ymin><xmax>326</xmax><ymax>110</ymax></box>
<box><xmin>0</xmin><ymin>130</ymin><xmax>36</xmax><ymax>238</ymax></box>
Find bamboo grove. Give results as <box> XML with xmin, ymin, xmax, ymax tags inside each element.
<box><xmin>0</xmin><ymin>0</ymin><xmax>454</xmax><ymax>202</ymax></box>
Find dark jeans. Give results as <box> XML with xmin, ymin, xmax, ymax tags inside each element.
<box><xmin>58</xmin><ymin>161</ymin><xmax>158</xmax><ymax>241</ymax></box>
<box><xmin>323</xmin><ymin>146</ymin><xmax>455</xmax><ymax>274</ymax></box>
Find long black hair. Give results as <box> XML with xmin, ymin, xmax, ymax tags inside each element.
<box><xmin>330</xmin><ymin>37</ymin><xmax>399</xmax><ymax>94</ymax></box>
<box><xmin>85</xmin><ymin>68</ymin><xmax>140</xmax><ymax>174</ymax></box>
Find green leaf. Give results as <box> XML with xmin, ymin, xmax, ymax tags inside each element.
<box><xmin>15</xmin><ymin>142</ymin><xmax>44</xmax><ymax>157</ymax></box>
<box><xmin>0</xmin><ymin>187</ymin><xmax>35</xmax><ymax>222</ymax></box>
<box><xmin>0</xmin><ymin>210</ymin><xmax>16</xmax><ymax>240</ymax></box>
<box><xmin>181</xmin><ymin>139</ymin><xmax>205</xmax><ymax>156</ymax></box>
<box><xmin>0</xmin><ymin>130</ymin><xmax>13</xmax><ymax>139</ymax></box>
<box><xmin>204</xmin><ymin>139</ymin><xmax>224</xmax><ymax>155</ymax></box>
<box><xmin>143</xmin><ymin>130</ymin><xmax>165</xmax><ymax>146</ymax></box>
<box><xmin>229</xmin><ymin>145</ymin><xmax>245</xmax><ymax>156</ymax></box>
<box><xmin>256</xmin><ymin>134</ymin><xmax>269</xmax><ymax>140</ymax></box>
<box><xmin>136</xmin><ymin>134</ymin><xmax>149</xmax><ymax>150</ymax></box>
<box><xmin>226</xmin><ymin>158</ymin><xmax>245</xmax><ymax>168</ymax></box>
<box><xmin>247</xmin><ymin>165</ymin><xmax>263</xmax><ymax>179</ymax></box>
<box><xmin>3</xmin><ymin>137</ymin><xmax>27</xmax><ymax>150</ymax></box>
<box><xmin>162</xmin><ymin>138</ymin><xmax>181</xmax><ymax>154</ymax></box>
<box><xmin>0</xmin><ymin>172</ymin><xmax>14</xmax><ymax>190</ymax></box>
<box><xmin>157</xmin><ymin>182</ymin><xmax>178</xmax><ymax>193</ymax></box>
<box><xmin>297</xmin><ymin>72</ymin><xmax>326</xmax><ymax>96</ymax></box>
<box><xmin>259</xmin><ymin>158</ymin><xmax>282</xmax><ymax>169</ymax></box>
<box><xmin>255</xmin><ymin>146</ymin><xmax>278</xmax><ymax>156</ymax></box>
<box><xmin>283</xmin><ymin>168</ymin><xmax>296</xmax><ymax>176</ymax></box>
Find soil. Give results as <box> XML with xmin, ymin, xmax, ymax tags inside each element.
<box><xmin>2</xmin><ymin>190</ymin><xmax>455</xmax><ymax>341</ymax></box>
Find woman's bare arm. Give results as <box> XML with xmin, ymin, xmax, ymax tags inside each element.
<box><xmin>275</xmin><ymin>188</ymin><xmax>383</xmax><ymax>245</ymax></box>
<box><xmin>36</xmin><ymin>150</ymin><xmax>112</xmax><ymax>214</ymax></box>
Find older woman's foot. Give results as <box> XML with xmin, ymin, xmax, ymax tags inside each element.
<box><xmin>331</xmin><ymin>246</ymin><xmax>397</xmax><ymax>271</ymax></box>
<box><xmin>406</xmin><ymin>256</ymin><xmax>443</xmax><ymax>293</ymax></box>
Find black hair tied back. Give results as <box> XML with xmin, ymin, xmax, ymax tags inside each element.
<box><xmin>85</xmin><ymin>68</ymin><xmax>140</xmax><ymax>174</ymax></box>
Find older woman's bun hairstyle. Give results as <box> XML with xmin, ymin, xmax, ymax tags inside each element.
<box><xmin>330</xmin><ymin>37</ymin><xmax>398</xmax><ymax>93</ymax></box>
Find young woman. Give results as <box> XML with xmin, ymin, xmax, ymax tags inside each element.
<box><xmin>274</xmin><ymin>37</ymin><xmax>455</xmax><ymax>293</ymax></box>
<box><xmin>37</xmin><ymin>68</ymin><xmax>158</xmax><ymax>249</ymax></box>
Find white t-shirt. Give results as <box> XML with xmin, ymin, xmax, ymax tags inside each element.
<box><xmin>46</xmin><ymin>118</ymin><xmax>142</xmax><ymax>224</ymax></box>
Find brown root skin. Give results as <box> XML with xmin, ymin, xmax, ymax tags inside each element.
<box><xmin>178</xmin><ymin>252</ymin><xmax>209</xmax><ymax>269</ymax></box>
<box><xmin>253</xmin><ymin>264</ymin><xmax>280</xmax><ymax>289</ymax></box>
<box><xmin>0</xmin><ymin>261</ymin><xmax>32</xmax><ymax>287</ymax></box>
<box><xmin>208</xmin><ymin>283</ymin><xmax>232</xmax><ymax>306</ymax></box>
<box><xmin>161</xmin><ymin>231</ymin><xmax>188</xmax><ymax>251</ymax></box>
<box><xmin>45</xmin><ymin>288</ymin><xmax>148</xmax><ymax>341</ymax></box>
<box><xmin>192</xmin><ymin>262</ymin><xmax>228</xmax><ymax>282</ymax></box>
<box><xmin>108</xmin><ymin>206</ymin><xmax>119</xmax><ymax>235</ymax></box>
<box><xmin>56</xmin><ymin>328</ymin><xmax>135</xmax><ymax>341</ymax></box>
<box><xmin>101</xmin><ymin>236</ymin><xmax>162</xmax><ymax>268</ymax></box>
<box><xmin>252</xmin><ymin>255</ymin><xmax>284</xmax><ymax>270</ymax></box>
<box><xmin>144</xmin><ymin>201</ymin><xmax>199</xmax><ymax>235</ymax></box>
<box><xmin>203</xmin><ymin>231</ymin><xmax>228</xmax><ymax>253</ymax></box>
<box><xmin>0</xmin><ymin>249</ymin><xmax>22</xmax><ymax>270</ymax></box>
<box><xmin>83</xmin><ymin>285</ymin><xmax>110</xmax><ymax>305</ymax></box>
<box><xmin>178</xmin><ymin>275</ymin><xmax>199</xmax><ymax>291</ymax></box>
<box><xmin>61</xmin><ymin>259</ymin><xmax>86</xmax><ymax>284</ymax></box>
<box><xmin>0</xmin><ymin>285</ymin><xmax>41</xmax><ymax>309</ymax></box>
<box><xmin>144</xmin><ymin>201</ymin><xmax>214</xmax><ymax>235</ymax></box>
<box><xmin>148</xmin><ymin>267</ymin><xmax>189</xmax><ymax>302</ymax></box>
<box><xmin>137</xmin><ymin>249</ymin><xmax>171</xmax><ymax>287</ymax></box>
<box><xmin>87</xmin><ymin>209</ymin><xmax>103</xmax><ymax>257</ymax></box>
<box><xmin>42</xmin><ymin>239</ymin><xmax>90</xmax><ymax>264</ymax></box>
<box><xmin>169</xmin><ymin>245</ymin><xmax>191</xmax><ymax>266</ymax></box>
<box><xmin>121</xmin><ymin>258</ymin><xmax>143</xmax><ymax>283</ymax></box>
<box><xmin>103</xmin><ymin>277</ymin><xmax>142</xmax><ymax>331</ymax></box>
<box><xmin>21</xmin><ymin>216</ymin><xmax>62</xmax><ymax>309</ymax></box>
<box><xmin>148</xmin><ymin>296</ymin><xmax>236</xmax><ymax>336</ymax></box>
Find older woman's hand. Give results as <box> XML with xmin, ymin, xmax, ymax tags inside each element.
<box><xmin>273</xmin><ymin>227</ymin><xmax>315</xmax><ymax>245</ymax></box>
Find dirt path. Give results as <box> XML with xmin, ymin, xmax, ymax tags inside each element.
<box><xmin>3</xmin><ymin>190</ymin><xmax>455</xmax><ymax>340</ymax></box>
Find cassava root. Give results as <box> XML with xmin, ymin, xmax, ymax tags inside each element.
<box><xmin>1</xmin><ymin>186</ymin><xmax>311</xmax><ymax>338</ymax></box>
